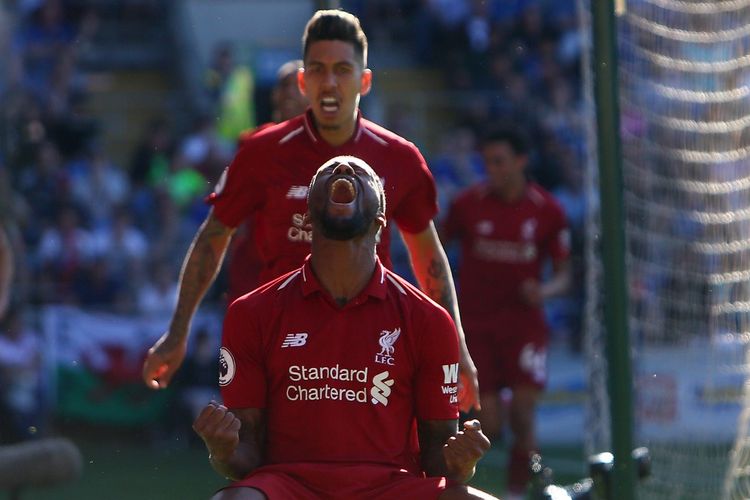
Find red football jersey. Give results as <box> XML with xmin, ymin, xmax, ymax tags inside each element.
<box><xmin>220</xmin><ymin>257</ymin><xmax>459</xmax><ymax>474</ymax></box>
<box><xmin>443</xmin><ymin>182</ymin><xmax>570</xmax><ymax>317</ymax></box>
<box><xmin>207</xmin><ymin>110</ymin><xmax>438</xmax><ymax>286</ymax></box>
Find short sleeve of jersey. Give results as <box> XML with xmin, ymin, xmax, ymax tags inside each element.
<box><xmin>220</xmin><ymin>298</ymin><xmax>267</xmax><ymax>409</ymax></box>
<box><xmin>391</xmin><ymin>146</ymin><xmax>438</xmax><ymax>234</ymax></box>
<box><xmin>545</xmin><ymin>199</ymin><xmax>571</xmax><ymax>263</ymax></box>
<box><xmin>206</xmin><ymin>141</ymin><xmax>266</xmax><ymax>228</ymax></box>
<box><xmin>414</xmin><ymin>305</ymin><xmax>460</xmax><ymax>420</ymax></box>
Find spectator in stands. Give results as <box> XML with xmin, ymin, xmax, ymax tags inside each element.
<box><xmin>550</xmin><ymin>147</ymin><xmax>586</xmax><ymax>352</ymax></box>
<box><xmin>0</xmin><ymin>162</ymin><xmax>30</xmax><ymax>312</ymax></box>
<box><xmin>17</xmin><ymin>140</ymin><xmax>71</xmax><ymax>226</ymax></box>
<box><xmin>136</xmin><ymin>260</ymin><xmax>178</xmax><ymax>318</ymax></box>
<box><xmin>0</xmin><ymin>225</ymin><xmax>11</xmax><ymax>320</ymax></box>
<box><xmin>36</xmin><ymin>203</ymin><xmax>95</xmax><ymax>303</ymax></box>
<box><xmin>73</xmin><ymin>257</ymin><xmax>131</xmax><ymax>312</ymax></box>
<box><xmin>204</xmin><ymin>42</ymin><xmax>256</xmax><ymax>147</ymax></box>
<box><xmin>10</xmin><ymin>0</ymin><xmax>77</xmax><ymax>97</ymax></box>
<box><xmin>430</xmin><ymin>126</ymin><xmax>485</xmax><ymax>217</ymax></box>
<box><xmin>91</xmin><ymin>207</ymin><xmax>148</xmax><ymax>283</ymax></box>
<box><xmin>0</xmin><ymin>306</ymin><xmax>45</xmax><ymax>444</ymax></box>
<box><xmin>129</xmin><ymin>118</ymin><xmax>174</xmax><ymax>191</ymax></box>
<box><xmin>178</xmin><ymin>113</ymin><xmax>232</xmax><ymax>188</ymax></box>
<box><xmin>69</xmin><ymin>143</ymin><xmax>130</xmax><ymax>230</ymax></box>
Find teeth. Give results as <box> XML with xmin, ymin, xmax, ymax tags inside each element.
<box><xmin>321</xmin><ymin>97</ymin><xmax>338</xmax><ymax>112</ymax></box>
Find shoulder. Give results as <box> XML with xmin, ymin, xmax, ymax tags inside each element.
<box><xmin>452</xmin><ymin>183</ymin><xmax>486</xmax><ymax>207</ymax></box>
<box><xmin>528</xmin><ymin>183</ymin><xmax>565</xmax><ymax>215</ymax></box>
<box><xmin>237</xmin><ymin>121</ymin><xmax>277</xmax><ymax>146</ymax></box>
<box><xmin>228</xmin><ymin>268</ymin><xmax>303</xmax><ymax>315</ymax></box>
<box><xmin>237</xmin><ymin>115</ymin><xmax>308</xmax><ymax>151</ymax></box>
<box><xmin>359</xmin><ymin>118</ymin><xmax>424</xmax><ymax>157</ymax></box>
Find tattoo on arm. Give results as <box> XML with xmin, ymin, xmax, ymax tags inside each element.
<box><xmin>171</xmin><ymin>215</ymin><xmax>234</xmax><ymax>335</ymax></box>
<box><xmin>425</xmin><ymin>258</ymin><xmax>456</xmax><ymax>316</ymax></box>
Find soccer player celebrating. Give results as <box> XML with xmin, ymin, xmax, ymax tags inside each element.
<box><xmin>193</xmin><ymin>156</ymin><xmax>497</xmax><ymax>500</ymax></box>
<box><xmin>142</xmin><ymin>9</ymin><xmax>480</xmax><ymax>413</ymax></box>
<box><xmin>443</xmin><ymin>126</ymin><xmax>571</xmax><ymax>499</ymax></box>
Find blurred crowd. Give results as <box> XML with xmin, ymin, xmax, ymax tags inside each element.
<box><xmin>0</xmin><ymin>0</ymin><xmax>587</xmax><ymax>442</ymax></box>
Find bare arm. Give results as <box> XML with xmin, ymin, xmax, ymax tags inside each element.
<box><xmin>169</xmin><ymin>210</ymin><xmax>235</xmax><ymax>337</ymax></box>
<box><xmin>400</xmin><ymin>222</ymin><xmax>480</xmax><ymax>412</ymax></box>
<box><xmin>519</xmin><ymin>258</ymin><xmax>572</xmax><ymax>307</ymax></box>
<box><xmin>542</xmin><ymin>259</ymin><xmax>572</xmax><ymax>300</ymax></box>
<box><xmin>193</xmin><ymin>403</ymin><xmax>265</xmax><ymax>481</ymax></box>
<box><xmin>0</xmin><ymin>226</ymin><xmax>13</xmax><ymax>319</ymax></box>
<box><xmin>142</xmin><ymin>210</ymin><xmax>235</xmax><ymax>389</ymax></box>
<box><xmin>418</xmin><ymin>418</ymin><xmax>490</xmax><ymax>483</ymax></box>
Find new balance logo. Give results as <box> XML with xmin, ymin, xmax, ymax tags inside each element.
<box><xmin>281</xmin><ymin>333</ymin><xmax>308</xmax><ymax>348</ymax></box>
<box><xmin>286</xmin><ymin>186</ymin><xmax>309</xmax><ymax>199</ymax></box>
<box><xmin>442</xmin><ymin>363</ymin><xmax>459</xmax><ymax>384</ymax></box>
<box><xmin>370</xmin><ymin>371</ymin><xmax>394</xmax><ymax>406</ymax></box>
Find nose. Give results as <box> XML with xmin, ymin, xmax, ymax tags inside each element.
<box><xmin>334</xmin><ymin>162</ymin><xmax>355</xmax><ymax>176</ymax></box>
<box><xmin>322</xmin><ymin>68</ymin><xmax>337</xmax><ymax>88</ymax></box>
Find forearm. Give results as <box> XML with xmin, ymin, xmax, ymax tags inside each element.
<box><xmin>403</xmin><ymin>223</ymin><xmax>465</xmax><ymax>338</ymax></box>
<box><xmin>208</xmin><ymin>442</ymin><xmax>263</xmax><ymax>481</ymax></box>
<box><xmin>419</xmin><ymin>419</ymin><xmax>457</xmax><ymax>480</ymax></box>
<box><xmin>540</xmin><ymin>261</ymin><xmax>571</xmax><ymax>301</ymax></box>
<box><xmin>170</xmin><ymin>215</ymin><xmax>234</xmax><ymax>336</ymax></box>
<box><xmin>419</xmin><ymin>419</ymin><xmax>478</xmax><ymax>483</ymax></box>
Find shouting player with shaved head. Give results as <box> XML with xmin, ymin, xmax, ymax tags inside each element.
<box><xmin>193</xmin><ymin>156</ymin><xmax>498</xmax><ymax>500</ymax></box>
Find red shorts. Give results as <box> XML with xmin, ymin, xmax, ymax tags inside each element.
<box><xmin>465</xmin><ymin>312</ymin><xmax>548</xmax><ymax>392</ymax></box>
<box><xmin>221</xmin><ymin>462</ymin><xmax>458</xmax><ymax>499</ymax></box>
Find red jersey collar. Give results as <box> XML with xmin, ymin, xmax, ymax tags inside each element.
<box><xmin>302</xmin><ymin>109</ymin><xmax>365</xmax><ymax>147</ymax></box>
<box><xmin>300</xmin><ymin>254</ymin><xmax>388</xmax><ymax>303</ymax></box>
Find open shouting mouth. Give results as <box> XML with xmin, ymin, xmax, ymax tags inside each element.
<box><xmin>330</xmin><ymin>177</ymin><xmax>356</xmax><ymax>203</ymax></box>
<box><xmin>327</xmin><ymin>177</ymin><xmax>357</xmax><ymax>216</ymax></box>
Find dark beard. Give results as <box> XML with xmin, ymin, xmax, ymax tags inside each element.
<box><xmin>316</xmin><ymin>203</ymin><xmax>376</xmax><ymax>241</ymax></box>
<box><xmin>318</xmin><ymin>210</ymin><xmax>368</xmax><ymax>241</ymax></box>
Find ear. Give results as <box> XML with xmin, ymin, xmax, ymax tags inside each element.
<box><xmin>360</xmin><ymin>69</ymin><xmax>372</xmax><ymax>96</ymax></box>
<box><xmin>376</xmin><ymin>212</ymin><xmax>386</xmax><ymax>229</ymax></box>
<box><xmin>297</xmin><ymin>68</ymin><xmax>306</xmax><ymax>96</ymax></box>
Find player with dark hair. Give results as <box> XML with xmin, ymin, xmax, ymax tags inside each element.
<box><xmin>193</xmin><ymin>156</ymin><xmax>497</xmax><ymax>500</ymax></box>
<box><xmin>142</xmin><ymin>9</ymin><xmax>480</xmax><ymax>413</ymax></box>
<box><xmin>443</xmin><ymin>126</ymin><xmax>571</xmax><ymax>500</ymax></box>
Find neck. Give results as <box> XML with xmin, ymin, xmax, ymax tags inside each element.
<box><xmin>492</xmin><ymin>177</ymin><xmax>527</xmax><ymax>202</ymax></box>
<box><xmin>310</xmin><ymin>237</ymin><xmax>377</xmax><ymax>305</ymax></box>
<box><xmin>314</xmin><ymin>112</ymin><xmax>358</xmax><ymax>147</ymax></box>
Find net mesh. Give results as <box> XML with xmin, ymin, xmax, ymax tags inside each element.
<box><xmin>578</xmin><ymin>1</ymin><xmax>750</xmax><ymax>498</ymax></box>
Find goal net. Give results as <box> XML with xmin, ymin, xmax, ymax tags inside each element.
<box><xmin>578</xmin><ymin>1</ymin><xmax>750</xmax><ymax>498</ymax></box>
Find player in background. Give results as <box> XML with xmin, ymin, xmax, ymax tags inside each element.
<box><xmin>442</xmin><ymin>126</ymin><xmax>571</xmax><ymax>500</ymax></box>
<box><xmin>227</xmin><ymin>59</ymin><xmax>309</xmax><ymax>302</ymax></box>
<box><xmin>193</xmin><ymin>156</ymin><xmax>496</xmax><ymax>499</ymax></box>
<box><xmin>142</xmin><ymin>9</ymin><xmax>480</xmax><ymax>413</ymax></box>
